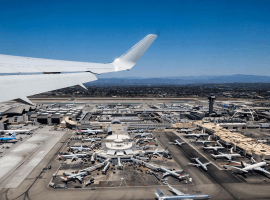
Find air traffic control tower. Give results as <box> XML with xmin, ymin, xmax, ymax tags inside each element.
<box><xmin>208</xmin><ymin>95</ymin><xmax>216</xmax><ymax>115</ymax></box>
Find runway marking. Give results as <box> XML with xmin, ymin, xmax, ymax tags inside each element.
<box><xmin>174</xmin><ymin>131</ymin><xmax>225</xmax><ymax>170</ymax></box>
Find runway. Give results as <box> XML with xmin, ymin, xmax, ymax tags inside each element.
<box><xmin>0</xmin><ymin>127</ymin><xmax>66</xmax><ymax>189</ymax></box>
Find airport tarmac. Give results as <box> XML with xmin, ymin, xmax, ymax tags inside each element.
<box><xmin>0</xmin><ymin>126</ymin><xmax>67</xmax><ymax>189</ymax></box>
<box><xmin>2</xmin><ymin>130</ymin><xmax>270</xmax><ymax>199</ymax></box>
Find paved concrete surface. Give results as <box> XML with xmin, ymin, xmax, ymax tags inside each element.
<box><xmin>2</xmin><ymin>130</ymin><xmax>270</xmax><ymax>199</ymax></box>
<box><xmin>0</xmin><ymin>126</ymin><xmax>66</xmax><ymax>189</ymax></box>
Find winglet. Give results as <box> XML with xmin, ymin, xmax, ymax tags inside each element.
<box><xmin>112</xmin><ymin>34</ymin><xmax>157</xmax><ymax>72</ymax></box>
<box><xmin>14</xmin><ymin>97</ymin><xmax>33</xmax><ymax>106</ymax></box>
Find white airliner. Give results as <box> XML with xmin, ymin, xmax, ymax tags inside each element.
<box><xmin>194</xmin><ymin>136</ymin><xmax>213</xmax><ymax>145</ymax></box>
<box><xmin>58</xmin><ymin>152</ymin><xmax>88</xmax><ymax>162</ymax></box>
<box><xmin>134</xmin><ymin>132</ymin><xmax>152</xmax><ymax>138</ymax></box>
<box><xmin>224</xmin><ymin>157</ymin><xmax>270</xmax><ymax>175</ymax></box>
<box><xmin>184</xmin><ymin>130</ymin><xmax>208</xmax><ymax>138</ymax></box>
<box><xmin>203</xmin><ymin>140</ymin><xmax>224</xmax><ymax>151</ymax></box>
<box><xmin>81</xmin><ymin>136</ymin><xmax>102</xmax><ymax>142</ymax></box>
<box><xmin>61</xmin><ymin>171</ymin><xmax>88</xmax><ymax>183</ymax></box>
<box><xmin>77</xmin><ymin>128</ymin><xmax>103</xmax><ymax>135</ymax></box>
<box><xmin>211</xmin><ymin>147</ymin><xmax>241</xmax><ymax>160</ymax></box>
<box><xmin>0</xmin><ymin>34</ymin><xmax>157</xmax><ymax>105</ymax></box>
<box><xmin>169</xmin><ymin>140</ymin><xmax>186</xmax><ymax>146</ymax></box>
<box><xmin>147</xmin><ymin>147</ymin><xmax>168</xmax><ymax>156</ymax></box>
<box><xmin>155</xmin><ymin>183</ymin><xmax>210</xmax><ymax>200</ymax></box>
<box><xmin>160</xmin><ymin>168</ymin><xmax>189</xmax><ymax>180</ymax></box>
<box><xmin>188</xmin><ymin>158</ymin><xmax>211</xmax><ymax>171</ymax></box>
<box><xmin>0</xmin><ymin>129</ymin><xmax>32</xmax><ymax>135</ymax></box>
<box><xmin>67</xmin><ymin>144</ymin><xmax>91</xmax><ymax>152</ymax></box>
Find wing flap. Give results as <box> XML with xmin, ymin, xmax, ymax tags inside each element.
<box><xmin>0</xmin><ymin>73</ymin><xmax>97</xmax><ymax>103</ymax></box>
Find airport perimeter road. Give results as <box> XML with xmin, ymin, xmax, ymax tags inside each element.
<box><xmin>155</xmin><ymin>131</ymin><xmax>270</xmax><ymax>200</ymax></box>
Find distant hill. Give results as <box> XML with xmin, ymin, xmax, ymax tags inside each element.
<box><xmin>84</xmin><ymin>74</ymin><xmax>270</xmax><ymax>86</ymax></box>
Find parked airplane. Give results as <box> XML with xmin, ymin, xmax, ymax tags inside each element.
<box><xmin>81</xmin><ymin>136</ymin><xmax>102</xmax><ymax>142</ymax></box>
<box><xmin>188</xmin><ymin>158</ymin><xmax>211</xmax><ymax>171</ymax></box>
<box><xmin>67</xmin><ymin>144</ymin><xmax>91</xmax><ymax>152</ymax></box>
<box><xmin>0</xmin><ymin>133</ymin><xmax>17</xmax><ymax>142</ymax></box>
<box><xmin>258</xmin><ymin>139</ymin><xmax>268</xmax><ymax>144</ymax></box>
<box><xmin>0</xmin><ymin>34</ymin><xmax>157</xmax><ymax>105</ymax></box>
<box><xmin>194</xmin><ymin>136</ymin><xmax>213</xmax><ymax>145</ymax></box>
<box><xmin>136</xmin><ymin>137</ymin><xmax>155</xmax><ymax>144</ymax></box>
<box><xmin>0</xmin><ymin>130</ymin><xmax>31</xmax><ymax>135</ymax></box>
<box><xmin>224</xmin><ymin>157</ymin><xmax>270</xmax><ymax>175</ymax></box>
<box><xmin>203</xmin><ymin>141</ymin><xmax>224</xmax><ymax>151</ymax></box>
<box><xmin>184</xmin><ymin>130</ymin><xmax>208</xmax><ymax>138</ymax></box>
<box><xmin>77</xmin><ymin>128</ymin><xmax>103</xmax><ymax>135</ymax></box>
<box><xmin>180</xmin><ymin>128</ymin><xmax>197</xmax><ymax>133</ymax></box>
<box><xmin>161</xmin><ymin>167</ymin><xmax>189</xmax><ymax>180</ymax></box>
<box><xmin>169</xmin><ymin>140</ymin><xmax>186</xmax><ymax>146</ymax></box>
<box><xmin>155</xmin><ymin>183</ymin><xmax>210</xmax><ymax>200</ymax></box>
<box><xmin>134</xmin><ymin>132</ymin><xmax>152</xmax><ymax>138</ymax></box>
<box><xmin>211</xmin><ymin>147</ymin><xmax>241</xmax><ymax>160</ymax></box>
<box><xmin>58</xmin><ymin>152</ymin><xmax>88</xmax><ymax>162</ymax></box>
<box><xmin>60</xmin><ymin>171</ymin><xmax>88</xmax><ymax>183</ymax></box>
<box><xmin>148</xmin><ymin>147</ymin><xmax>168</xmax><ymax>156</ymax></box>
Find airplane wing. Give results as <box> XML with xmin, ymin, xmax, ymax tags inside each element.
<box><xmin>228</xmin><ymin>166</ymin><xmax>249</xmax><ymax>174</ymax></box>
<box><xmin>155</xmin><ymin>188</ymin><xmax>165</xmax><ymax>198</ymax></box>
<box><xmin>254</xmin><ymin>167</ymin><xmax>270</xmax><ymax>175</ymax></box>
<box><xmin>167</xmin><ymin>184</ymin><xmax>185</xmax><ymax>196</ymax></box>
<box><xmin>76</xmin><ymin>176</ymin><xmax>83</xmax><ymax>182</ymax></box>
<box><xmin>162</xmin><ymin>172</ymin><xmax>170</xmax><ymax>178</ymax></box>
<box><xmin>0</xmin><ymin>34</ymin><xmax>157</xmax><ymax>104</ymax></box>
<box><xmin>71</xmin><ymin>156</ymin><xmax>78</xmax><ymax>162</ymax></box>
<box><xmin>188</xmin><ymin>163</ymin><xmax>200</xmax><ymax>167</ymax></box>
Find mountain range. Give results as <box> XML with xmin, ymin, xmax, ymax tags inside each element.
<box><xmin>84</xmin><ymin>74</ymin><xmax>270</xmax><ymax>86</ymax></box>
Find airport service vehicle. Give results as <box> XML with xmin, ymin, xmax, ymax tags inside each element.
<box><xmin>188</xmin><ymin>158</ymin><xmax>211</xmax><ymax>171</ymax></box>
<box><xmin>58</xmin><ymin>152</ymin><xmax>88</xmax><ymax>162</ymax></box>
<box><xmin>211</xmin><ymin>147</ymin><xmax>241</xmax><ymax>160</ymax></box>
<box><xmin>155</xmin><ymin>183</ymin><xmax>210</xmax><ymax>200</ymax></box>
<box><xmin>67</xmin><ymin>144</ymin><xmax>91</xmax><ymax>152</ymax></box>
<box><xmin>0</xmin><ymin>34</ymin><xmax>157</xmax><ymax>105</ymax></box>
<box><xmin>224</xmin><ymin>157</ymin><xmax>270</xmax><ymax>175</ymax></box>
<box><xmin>169</xmin><ymin>139</ymin><xmax>186</xmax><ymax>146</ymax></box>
<box><xmin>0</xmin><ymin>133</ymin><xmax>17</xmax><ymax>142</ymax></box>
<box><xmin>203</xmin><ymin>140</ymin><xmax>224</xmax><ymax>151</ymax></box>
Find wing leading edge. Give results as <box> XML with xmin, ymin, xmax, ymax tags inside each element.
<box><xmin>0</xmin><ymin>34</ymin><xmax>157</xmax><ymax>104</ymax></box>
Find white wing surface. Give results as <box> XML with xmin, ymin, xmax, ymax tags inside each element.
<box><xmin>167</xmin><ymin>184</ymin><xmax>185</xmax><ymax>196</ymax></box>
<box><xmin>254</xmin><ymin>167</ymin><xmax>270</xmax><ymax>175</ymax></box>
<box><xmin>0</xmin><ymin>34</ymin><xmax>157</xmax><ymax>104</ymax></box>
<box><xmin>0</xmin><ymin>73</ymin><xmax>97</xmax><ymax>104</ymax></box>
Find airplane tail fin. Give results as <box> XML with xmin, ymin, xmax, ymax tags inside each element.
<box><xmin>112</xmin><ymin>34</ymin><xmax>157</xmax><ymax>72</ymax></box>
<box><xmin>155</xmin><ymin>188</ymin><xmax>165</xmax><ymax>198</ymax></box>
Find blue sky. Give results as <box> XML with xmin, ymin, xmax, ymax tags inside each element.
<box><xmin>0</xmin><ymin>0</ymin><xmax>270</xmax><ymax>78</ymax></box>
